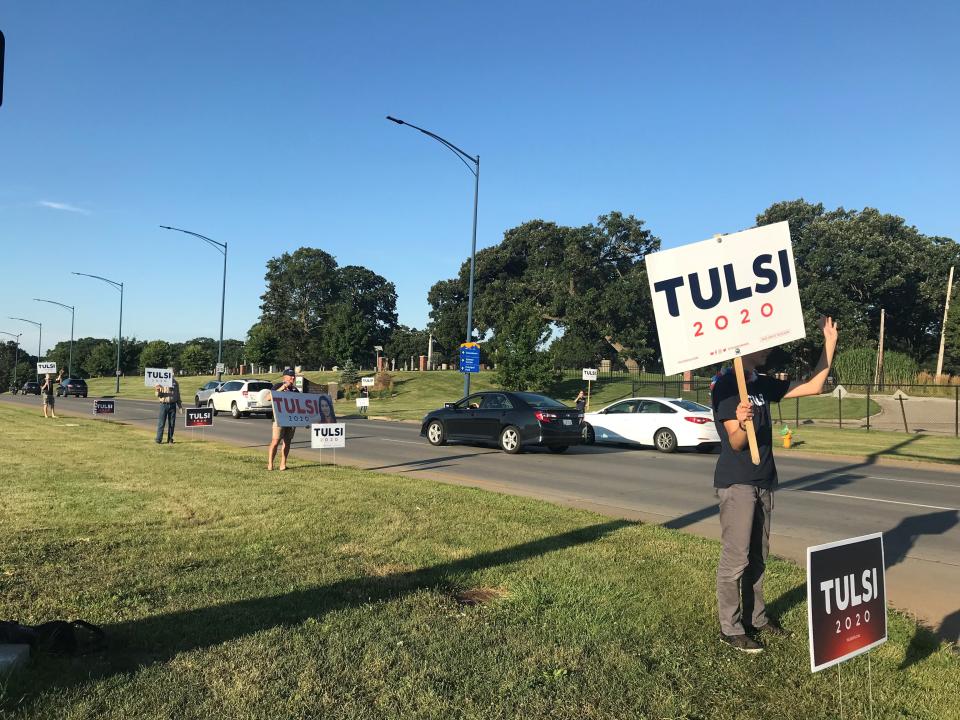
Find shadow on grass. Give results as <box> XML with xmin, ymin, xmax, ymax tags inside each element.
<box><xmin>6</xmin><ymin>520</ymin><xmax>633</xmax><ymax>708</ymax></box>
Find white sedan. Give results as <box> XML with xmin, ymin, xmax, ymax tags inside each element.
<box><xmin>581</xmin><ymin>397</ymin><xmax>720</xmax><ymax>453</ymax></box>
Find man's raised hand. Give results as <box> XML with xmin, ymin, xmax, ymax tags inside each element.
<box><xmin>819</xmin><ymin>316</ymin><xmax>838</xmax><ymax>348</ymax></box>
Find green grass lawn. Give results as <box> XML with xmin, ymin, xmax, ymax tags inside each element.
<box><xmin>1</xmin><ymin>406</ymin><xmax>957</xmax><ymax>719</ymax></box>
<box><xmin>784</xmin><ymin>426</ymin><xmax>960</xmax><ymax>466</ymax></box>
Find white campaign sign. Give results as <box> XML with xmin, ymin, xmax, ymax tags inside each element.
<box><xmin>355</xmin><ymin>397</ymin><xmax>369</xmax><ymax>408</ymax></box>
<box><xmin>361</xmin><ymin>376</ymin><xmax>375</xmax><ymax>387</ymax></box>
<box><xmin>145</xmin><ymin>367</ymin><xmax>175</xmax><ymax>387</ymax></box>
<box><xmin>311</xmin><ymin>422</ymin><xmax>346</xmax><ymax>449</ymax></box>
<box><xmin>37</xmin><ymin>361</ymin><xmax>57</xmax><ymax>375</ymax></box>
<box><xmin>582</xmin><ymin>368</ymin><xmax>598</xmax><ymax>382</ymax></box>
<box><xmin>645</xmin><ymin>221</ymin><xmax>805</xmax><ymax>375</ymax></box>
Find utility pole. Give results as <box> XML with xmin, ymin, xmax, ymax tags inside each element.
<box><xmin>935</xmin><ymin>266</ymin><xmax>954</xmax><ymax>379</ymax></box>
<box><xmin>875</xmin><ymin>308</ymin><xmax>886</xmax><ymax>390</ymax></box>
<box><xmin>427</xmin><ymin>333</ymin><xmax>434</xmax><ymax>370</ymax></box>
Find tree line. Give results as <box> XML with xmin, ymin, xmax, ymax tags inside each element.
<box><xmin>5</xmin><ymin>198</ymin><xmax>956</xmax><ymax>389</ymax></box>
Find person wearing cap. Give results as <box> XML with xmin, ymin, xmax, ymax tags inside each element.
<box><xmin>154</xmin><ymin>377</ymin><xmax>183</xmax><ymax>444</ymax></box>
<box><xmin>267</xmin><ymin>368</ymin><xmax>299</xmax><ymax>471</ymax></box>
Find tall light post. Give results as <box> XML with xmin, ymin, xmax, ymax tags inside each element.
<box><xmin>386</xmin><ymin>115</ymin><xmax>480</xmax><ymax>397</ymax></box>
<box><xmin>160</xmin><ymin>225</ymin><xmax>227</xmax><ymax>381</ymax></box>
<box><xmin>34</xmin><ymin>299</ymin><xmax>75</xmax><ymax>377</ymax></box>
<box><xmin>8</xmin><ymin>317</ymin><xmax>41</xmax><ymax>381</ymax></box>
<box><xmin>73</xmin><ymin>272</ymin><xmax>124</xmax><ymax>393</ymax></box>
<box><xmin>0</xmin><ymin>331</ymin><xmax>22</xmax><ymax>390</ymax></box>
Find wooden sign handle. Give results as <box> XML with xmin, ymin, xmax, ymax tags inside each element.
<box><xmin>733</xmin><ymin>356</ymin><xmax>761</xmax><ymax>465</ymax></box>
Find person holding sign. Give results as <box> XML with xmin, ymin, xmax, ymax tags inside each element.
<box><xmin>267</xmin><ymin>368</ymin><xmax>298</xmax><ymax>471</ymax></box>
<box><xmin>154</xmin><ymin>378</ymin><xmax>183</xmax><ymax>444</ymax></box>
<box><xmin>713</xmin><ymin>316</ymin><xmax>837</xmax><ymax>653</ymax></box>
<box><xmin>40</xmin><ymin>371</ymin><xmax>61</xmax><ymax>418</ymax></box>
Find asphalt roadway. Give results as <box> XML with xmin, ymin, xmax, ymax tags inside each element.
<box><xmin>4</xmin><ymin>393</ymin><xmax>958</xmax><ymax>641</ymax></box>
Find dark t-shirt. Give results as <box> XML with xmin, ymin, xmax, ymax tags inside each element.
<box><xmin>712</xmin><ymin>372</ymin><xmax>790</xmax><ymax>490</ymax></box>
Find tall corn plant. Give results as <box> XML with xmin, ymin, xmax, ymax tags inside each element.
<box><xmin>833</xmin><ymin>348</ymin><xmax>918</xmax><ymax>386</ymax></box>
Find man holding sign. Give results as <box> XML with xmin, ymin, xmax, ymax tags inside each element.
<box><xmin>267</xmin><ymin>368</ymin><xmax>299</xmax><ymax>471</ymax></box>
<box><xmin>646</xmin><ymin>222</ymin><xmax>838</xmax><ymax>652</ymax></box>
<box><xmin>712</xmin><ymin>317</ymin><xmax>836</xmax><ymax>652</ymax></box>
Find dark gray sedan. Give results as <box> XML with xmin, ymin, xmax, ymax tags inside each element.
<box><xmin>420</xmin><ymin>391</ymin><xmax>582</xmax><ymax>454</ymax></box>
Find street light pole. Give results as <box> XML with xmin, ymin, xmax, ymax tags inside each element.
<box><xmin>73</xmin><ymin>272</ymin><xmax>124</xmax><ymax>393</ymax></box>
<box><xmin>0</xmin><ymin>331</ymin><xmax>22</xmax><ymax>390</ymax></box>
<box><xmin>8</xmin><ymin>318</ymin><xmax>41</xmax><ymax>381</ymax></box>
<box><xmin>34</xmin><ymin>299</ymin><xmax>75</xmax><ymax>377</ymax></box>
<box><xmin>160</xmin><ymin>225</ymin><xmax>227</xmax><ymax>380</ymax></box>
<box><xmin>386</xmin><ymin>115</ymin><xmax>480</xmax><ymax>398</ymax></box>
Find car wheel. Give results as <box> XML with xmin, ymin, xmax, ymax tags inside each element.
<box><xmin>231</xmin><ymin>402</ymin><xmax>242</xmax><ymax>419</ymax></box>
<box><xmin>195</xmin><ymin>396</ymin><xmax>202</xmax><ymax>407</ymax></box>
<box><xmin>581</xmin><ymin>423</ymin><xmax>595</xmax><ymax>445</ymax></box>
<box><xmin>211</xmin><ymin>402</ymin><xmax>219</xmax><ymax>417</ymax></box>
<box><xmin>499</xmin><ymin>425</ymin><xmax>522</xmax><ymax>454</ymax></box>
<box><xmin>82</xmin><ymin>394</ymin><xmax>87</xmax><ymax>398</ymax></box>
<box><xmin>426</xmin><ymin>420</ymin><xmax>446</xmax><ymax>446</ymax></box>
<box><xmin>548</xmin><ymin>445</ymin><xmax>569</xmax><ymax>454</ymax></box>
<box><xmin>654</xmin><ymin>427</ymin><xmax>678</xmax><ymax>453</ymax></box>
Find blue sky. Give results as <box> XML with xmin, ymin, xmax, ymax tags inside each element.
<box><xmin>1</xmin><ymin>2</ymin><xmax>957</xmax><ymax>353</ymax></box>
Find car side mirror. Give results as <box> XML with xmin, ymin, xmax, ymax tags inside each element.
<box><xmin>444</xmin><ymin>402</ymin><xmax>455</xmax><ymax>409</ymax></box>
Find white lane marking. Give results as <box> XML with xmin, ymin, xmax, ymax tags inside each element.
<box><xmin>785</xmin><ymin>488</ymin><xmax>956</xmax><ymax>511</ymax></box>
<box><xmin>865</xmin><ymin>475</ymin><xmax>960</xmax><ymax>489</ymax></box>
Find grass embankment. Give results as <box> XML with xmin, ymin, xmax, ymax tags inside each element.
<box><xmin>784</xmin><ymin>426</ymin><xmax>960</xmax><ymax>466</ymax></box>
<box><xmin>1</xmin><ymin>406</ymin><xmax>957</xmax><ymax>719</ymax></box>
<box><xmin>83</xmin><ymin>371</ymin><xmax>880</xmax><ymax>422</ymax></box>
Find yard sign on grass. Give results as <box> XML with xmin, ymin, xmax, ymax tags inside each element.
<box><xmin>645</xmin><ymin>221</ymin><xmax>806</xmax><ymax>463</ymax></box>
<box><xmin>807</xmin><ymin>532</ymin><xmax>887</xmax><ymax>673</ymax></box>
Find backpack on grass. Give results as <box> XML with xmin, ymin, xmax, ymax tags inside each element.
<box><xmin>0</xmin><ymin>620</ymin><xmax>106</xmax><ymax>655</ymax></box>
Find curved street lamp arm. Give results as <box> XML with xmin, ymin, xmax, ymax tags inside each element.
<box><xmin>34</xmin><ymin>298</ymin><xmax>75</xmax><ymax>312</ymax></box>
<box><xmin>159</xmin><ymin>225</ymin><xmax>226</xmax><ymax>254</ymax></box>
<box><xmin>386</xmin><ymin>116</ymin><xmax>478</xmax><ymax>176</ymax></box>
<box><xmin>9</xmin><ymin>317</ymin><xmax>40</xmax><ymax>328</ymax></box>
<box><xmin>73</xmin><ymin>272</ymin><xmax>122</xmax><ymax>292</ymax></box>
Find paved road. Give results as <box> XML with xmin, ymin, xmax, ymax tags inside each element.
<box><xmin>4</xmin><ymin>393</ymin><xmax>958</xmax><ymax>640</ymax></box>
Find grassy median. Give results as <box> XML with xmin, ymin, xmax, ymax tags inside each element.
<box><xmin>1</xmin><ymin>405</ymin><xmax>956</xmax><ymax>719</ymax></box>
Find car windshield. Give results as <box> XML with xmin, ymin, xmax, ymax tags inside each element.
<box><xmin>673</xmin><ymin>399</ymin><xmax>710</xmax><ymax>413</ymax></box>
<box><xmin>514</xmin><ymin>392</ymin><xmax>567</xmax><ymax>409</ymax></box>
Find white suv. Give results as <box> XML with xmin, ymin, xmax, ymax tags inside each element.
<box><xmin>209</xmin><ymin>379</ymin><xmax>274</xmax><ymax>418</ymax></box>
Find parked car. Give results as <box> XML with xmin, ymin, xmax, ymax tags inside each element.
<box><xmin>20</xmin><ymin>381</ymin><xmax>41</xmax><ymax>395</ymax></box>
<box><xmin>581</xmin><ymin>397</ymin><xmax>720</xmax><ymax>453</ymax></box>
<box><xmin>195</xmin><ymin>381</ymin><xmax>224</xmax><ymax>407</ymax></box>
<box><xmin>208</xmin><ymin>379</ymin><xmax>274</xmax><ymax>418</ymax></box>
<box><xmin>57</xmin><ymin>378</ymin><xmax>88</xmax><ymax>398</ymax></box>
<box><xmin>421</xmin><ymin>391</ymin><xmax>582</xmax><ymax>454</ymax></box>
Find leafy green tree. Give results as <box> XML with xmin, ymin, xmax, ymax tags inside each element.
<box><xmin>86</xmin><ymin>341</ymin><xmax>118</xmax><ymax>376</ymax></box>
<box><xmin>428</xmin><ymin>212</ymin><xmax>660</xmax><ymax>369</ymax></box>
<box><xmin>385</xmin><ymin>326</ymin><xmax>431</xmax><ymax>368</ymax></box>
<box><xmin>245</xmin><ymin>323</ymin><xmax>280</xmax><ymax>369</ymax></box>
<box><xmin>493</xmin><ymin>303</ymin><xmax>561</xmax><ymax>392</ymax></box>
<box><xmin>756</xmin><ymin>200</ymin><xmax>960</xmax><ymax>371</ymax></box>
<box><xmin>257</xmin><ymin>248</ymin><xmax>398</xmax><ymax>368</ymax></box>
<box><xmin>139</xmin><ymin>341</ymin><xmax>174</xmax><ymax>372</ymax></box>
<box><xmin>180</xmin><ymin>344</ymin><xmax>213</xmax><ymax>375</ymax></box>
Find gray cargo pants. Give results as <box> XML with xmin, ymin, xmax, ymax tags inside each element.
<box><xmin>716</xmin><ymin>483</ymin><xmax>773</xmax><ymax>636</ymax></box>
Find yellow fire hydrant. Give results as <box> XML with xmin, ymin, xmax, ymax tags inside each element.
<box><xmin>781</xmin><ymin>425</ymin><xmax>792</xmax><ymax>449</ymax></box>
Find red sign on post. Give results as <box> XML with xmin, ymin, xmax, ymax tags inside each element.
<box><xmin>806</xmin><ymin>533</ymin><xmax>887</xmax><ymax>672</ymax></box>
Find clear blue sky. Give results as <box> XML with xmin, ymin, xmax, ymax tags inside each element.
<box><xmin>1</xmin><ymin>2</ymin><xmax>957</xmax><ymax>354</ymax></box>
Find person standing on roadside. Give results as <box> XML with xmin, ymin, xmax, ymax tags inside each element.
<box><xmin>267</xmin><ymin>368</ymin><xmax>298</xmax><ymax>471</ymax></box>
<box><xmin>359</xmin><ymin>384</ymin><xmax>369</xmax><ymax>416</ymax></box>
<box><xmin>40</xmin><ymin>371</ymin><xmax>60</xmax><ymax>418</ymax></box>
<box><xmin>154</xmin><ymin>378</ymin><xmax>182</xmax><ymax>444</ymax></box>
<box><xmin>574</xmin><ymin>389</ymin><xmax>587</xmax><ymax>413</ymax></box>
<box><xmin>712</xmin><ymin>316</ymin><xmax>838</xmax><ymax>653</ymax></box>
